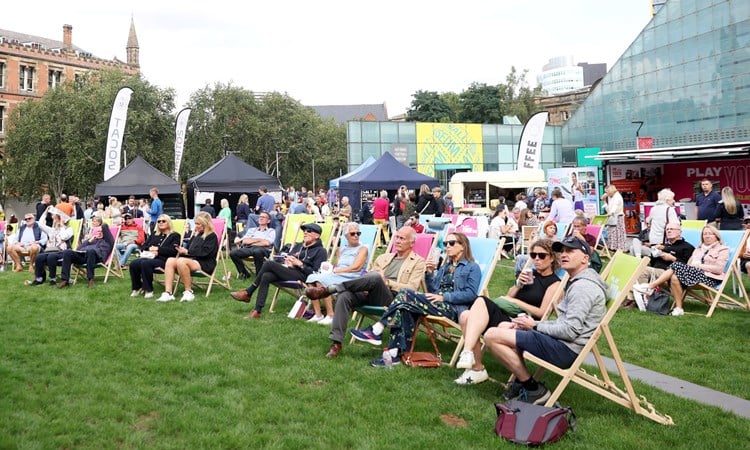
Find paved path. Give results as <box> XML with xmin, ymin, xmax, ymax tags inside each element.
<box><xmin>590</xmin><ymin>355</ymin><xmax>750</xmax><ymax>419</ymax></box>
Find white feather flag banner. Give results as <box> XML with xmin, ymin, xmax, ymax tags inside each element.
<box><xmin>103</xmin><ymin>87</ymin><xmax>134</xmax><ymax>181</ymax></box>
<box><xmin>515</xmin><ymin>111</ymin><xmax>549</xmax><ymax>171</ymax></box>
<box><xmin>174</xmin><ymin>108</ymin><xmax>191</xmax><ymax>180</ymax></box>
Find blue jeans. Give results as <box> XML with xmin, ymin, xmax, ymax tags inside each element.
<box><xmin>117</xmin><ymin>243</ymin><xmax>139</xmax><ymax>266</ymax></box>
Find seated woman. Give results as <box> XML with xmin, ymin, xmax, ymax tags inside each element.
<box><xmin>350</xmin><ymin>232</ymin><xmax>481</xmax><ymax>367</ymax></box>
<box><xmin>129</xmin><ymin>214</ymin><xmax>181</xmax><ymax>299</ymax></box>
<box><xmin>488</xmin><ymin>208</ymin><xmax>517</xmax><ymax>257</ymax></box>
<box><xmin>636</xmin><ymin>225</ymin><xmax>729</xmax><ymax>316</ymax></box>
<box><xmin>305</xmin><ymin>222</ymin><xmax>369</xmax><ymax>325</ymax></box>
<box><xmin>29</xmin><ymin>207</ymin><xmax>74</xmax><ymax>285</ymax></box>
<box><xmin>453</xmin><ymin>239</ymin><xmax>561</xmax><ymax>384</ymax></box>
<box><xmin>157</xmin><ymin>212</ymin><xmax>219</xmax><ymax>303</ymax></box>
<box><xmin>181</xmin><ymin>220</ymin><xmax>194</xmax><ymax>249</ymax></box>
<box><xmin>541</xmin><ymin>220</ymin><xmax>558</xmax><ymax>240</ymax></box>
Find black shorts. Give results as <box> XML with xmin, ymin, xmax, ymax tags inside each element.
<box><xmin>481</xmin><ymin>296</ymin><xmax>513</xmax><ymax>332</ymax></box>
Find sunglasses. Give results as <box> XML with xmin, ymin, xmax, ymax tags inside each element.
<box><xmin>157</xmin><ymin>220</ymin><xmax>167</xmax><ymax>223</ymax></box>
<box><xmin>348</xmin><ymin>231</ymin><xmax>361</xmax><ymax>236</ymax></box>
<box><xmin>25</xmin><ymin>217</ymin><xmax>34</xmax><ymax>221</ymax></box>
<box><xmin>529</xmin><ymin>252</ymin><xmax>549</xmax><ymax>260</ymax></box>
<box><xmin>445</xmin><ymin>240</ymin><xmax>459</xmax><ymax>247</ymax></box>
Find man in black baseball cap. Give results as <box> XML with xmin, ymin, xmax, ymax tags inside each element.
<box><xmin>483</xmin><ymin>234</ymin><xmax>607</xmax><ymax>405</ymax></box>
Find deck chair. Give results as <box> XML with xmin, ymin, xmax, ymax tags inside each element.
<box><xmin>555</xmin><ymin>222</ymin><xmax>570</xmax><ymax>240</ymax></box>
<box><xmin>586</xmin><ymin>224</ymin><xmax>611</xmax><ymax>259</ymax></box>
<box><xmin>680</xmin><ymin>219</ymin><xmax>707</xmax><ymax>230</ymax></box>
<box><xmin>424</xmin><ymin>237</ymin><xmax>505</xmax><ymax>366</ymax></box>
<box><xmin>516</xmin><ymin>251</ymin><xmax>673</xmax><ymax>425</ymax></box>
<box><xmin>74</xmin><ymin>225</ymin><xmax>122</xmax><ymax>283</ymax></box>
<box><xmin>684</xmin><ymin>229</ymin><xmax>750</xmax><ymax>317</ymax></box>
<box><xmin>590</xmin><ymin>215</ymin><xmax>608</xmax><ymax>227</ymax></box>
<box><xmin>268</xmin><ymin>221</ymin><xmax>337</xmax><ymax>313</ymax></box>
<box><xmin>182</xmin><ymin>218</ymin><xmax>231</xmax><ymax>296</ymax></box>
<box><xmin>0</xmin><ymin>221</ymin><xmax>6</xmax><ymax>266</ymax></box>
<box><xmin>681</xmin><ymin>228</ymin><xmax>701</xmax><ymax>247</ymax></box>
<box><xmin>519</xmin><ymin>226</ymin><xmax>539</xmax><ymax>255</ymax></box>
<box><xmin>276</xmin><ymin>214</ymin><xmax>315</xmax><ymax>255</ymax></box>
<box><xmin>68</xmin><ymin>219</ymin><xmax>84</xmax><ymax>251</ymax></box>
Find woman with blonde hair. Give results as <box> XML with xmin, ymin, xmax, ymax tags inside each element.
<box><xmin>601</xmin><ymin>184</ymin><xmax>626</xmax><ymax>251</ymax></box>
<box><xmin>157</xmin><ymin>212</ymin><xmax>219</xmax><ymax>302</ymax></box>
<box><xmin>636</xmin><ymin>225</ymin><xmax>729</xmax><ymax>316</ymax></box>
<box><xmin>218</xmin><ymin>198</ymin><xmax>233</xmax><ymax>230</ymax></box>
<box><xmin>236</xmin><ymin>194</ymin><xmax>251</xmax><ymax>225</ymax></box>
<box><xmin>129</xmin><ymin>214</ymin><xmax>181</xmax><ymax>298</ymax></box>
<box><xmin>715</xmin><ymin>186</ymin><xmax>744</xmax><ymax>230</ymax></box>
<box><xmin>645</xmin><ymin>188</ymin><xmax>679</xmax><ymax>246</ymax></box>
<box><xmin>106</xmin><ymin>197</ymin><xmax>123</xmax><ymax>225</ymax></box>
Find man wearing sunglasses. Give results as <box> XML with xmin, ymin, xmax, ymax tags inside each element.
<box><xmin>484</xmin><ymin>236</ymin><xmax>607</xmax><ymax>405</ymax></box>
<box><xmin>305</xmin><ymin>226</ymin><xmax>426</xmax><ymax>359</ymax></box>
<box><xmin>8</xmin><ymin>214</ymin><xmax>48</xmax><ymax>272</ymax></box>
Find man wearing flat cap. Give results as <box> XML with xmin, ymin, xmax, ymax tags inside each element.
<box><xmin>483</xmin><ymin>236</ymin><xmax>607</xmax><ymax>405</ymax></box>
<box><xmin>230</xmin><ymin>222</ymin><xmax>326</xmax><ymax>319</ymax></box>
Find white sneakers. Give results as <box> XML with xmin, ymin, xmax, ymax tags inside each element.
<box><xmin>456</xmin><ymin>350</ymin><xmax>475</xmax><ymax>370</ymax></box>
<box><xmin>318</xmin><ymin>316</ymin><xmax>333</xmax><ymax>326</ymax></box>
<box><xmin>454</xmin><ymin>368</ymin><xmax>489</xmax><ymax>385</ymax></box>
<box><xmin>130</xmin><ymin>289</ymin><xmax>143</xmax><ymax>297</ymax></box>
<box><xmin>307</xmin><ymin>314</ymin><xmax>324</xmax><ymax>323</ymax></box>
<box><xmin>180</xmin><ymin>291</ymin><xmax>195</xmax><ymax>302</ymax></box>
<box><xmin>144</xmin><ymin>292</ymin><xmax>154</xmax><ymax>299</ymax></box>
<box><xmin>671</xmin><ymin>307</ymin><xmax>685</xmax><ymax>316</ymax></box>
<box><xmin>156</xmin><ymin>292</ymin><xmax>175</xmax><ymax>302</ymax></box>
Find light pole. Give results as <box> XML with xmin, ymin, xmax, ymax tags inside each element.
<box><xmin>275</xmin><ymin>151</ymin><xmax>289</xmax><ymax>179</ymax></box>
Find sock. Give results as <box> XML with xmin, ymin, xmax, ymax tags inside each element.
<box><xmin>388</xmin><ymin>348</ymin><xmax>399</xmax><ymax>358</ymax></box>
<box><xmin>520</xmin><ymin>377</ymin><xmax>539</xmax><ymax>391</ymax></box>
<box><xmin>372</xmin><ymin>322</ymin><xmax>385</xmax><ymax>335</ymax></box>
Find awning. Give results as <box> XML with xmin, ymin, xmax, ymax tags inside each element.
<box><xmin>587</xmin><ymin>142</ymin><xmax>750</xmax><ymax>163</ymax></box>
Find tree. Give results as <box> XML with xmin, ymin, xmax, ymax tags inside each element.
<box><xmin>182</xmin><ymin>84</ymin><xmax>346</xmax><ymax>190</ymax></box>
<box><xmin>500</xmin><ymin>66</ymin><xmax>542</xmax><ymax>124</ymax></box>
<box><xmin>4</xmin><ymin>69</ymin><xmax>175</xmax><ymax>201</ymax></box>
<box><xmin>405</xmin><ymin>90</ymin><xmax>455</xmax><ymax>123</ymax></box>
<box><xmin>458</xmin><ymin>82</ymin><xmax>503</xmax><ymax>124</ymax></box>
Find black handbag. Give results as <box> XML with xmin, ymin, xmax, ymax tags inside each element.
<box><xmin>646</xmin><ymin>289</ymin><xmax>671</xmax><ymax>315</ymax></box>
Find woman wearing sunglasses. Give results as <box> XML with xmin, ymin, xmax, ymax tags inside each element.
<box><xmin>350</xmin><ymin>232</ymin><xmax>481</xmax><ymax>367</ymax></box>
<box><xmin>453</xmin><ymin>239</ymin><xmax>561</xmax><ymax>385</ymax></box>
<box><xmin>304</xmin><ymin>222</ymin><xmax>369</xmax><ymax>325</ymax></box>
<box><xmin>128</xmin><ymin>214</ymin><xmax>181</xmax><ymax>299</ymax></box>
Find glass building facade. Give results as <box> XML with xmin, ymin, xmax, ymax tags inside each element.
<box><xmin>563</xmin><ymin>0</ymin><xmax>750</xmax><ymax>153</ymax></box>
<box><xmin>347</xmin><ymin>120</ymin><xmax>563</xmax><ymax>188</ymax></box>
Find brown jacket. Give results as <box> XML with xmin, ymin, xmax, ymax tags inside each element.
<box><xmin>371</xmin><ymin>250</ymin><xmax>426</xmax><ymax>292</ymax></box>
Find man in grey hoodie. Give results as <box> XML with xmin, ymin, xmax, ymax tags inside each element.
<box><xmin>485</xmin><ymin>235</ymin><xmax>607</xmax><ymax>405</ymax></box>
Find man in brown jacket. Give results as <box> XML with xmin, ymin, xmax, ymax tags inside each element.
<box><xmin>306</xmin><ymin>226</ymin><xmax>426</xmax><ymax>358</ymax></box>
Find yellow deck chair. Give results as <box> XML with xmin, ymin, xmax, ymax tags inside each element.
<box><xmin>680</xmin><ymin>219</ymin><xmax>707</xmax><ymax>230</ymax></box>
<box><xmin>517</xmin><ymin>251</ymin><xmax>673</xmax><ymax>425</ymax></box>
<box><xmin>68</xmin><ymin>219</ymin><xmax>83</xmax><ymax>251</ymax></box>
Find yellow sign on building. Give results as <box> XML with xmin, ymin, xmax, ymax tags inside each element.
<box><xmin>416</xmin><ymin>123</ymin><xmax>483</xmax><ymax>177</ymax></box>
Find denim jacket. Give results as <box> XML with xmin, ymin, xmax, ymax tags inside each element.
<box><xmin>425</xmin><ymin>257</ymin><xmax>481</xmax><ymax>316</ymax></box>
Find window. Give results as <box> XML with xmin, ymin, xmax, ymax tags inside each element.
<box><xmin>48</xmin><ymin>68</ymin><xmax>62</xmax><ymax>88</ymax></box>
<box><xmin>19</xmin><ymin>64</ymin><xmax>35</xmax><ymax>91</ymax></box>
<box><xmin>561</xmin><ymin>111</ymin><xmax>570</xmax><ymax>121</ymax></box>
<box><xmin>0</xmin><ymin>61</ymin><xmax>5</xmax><ymax>88</ymax></box>
<box><xmin>0</xmin><ymin>105</ymin><xmax>5</xmax><ymax>134</ymax></box>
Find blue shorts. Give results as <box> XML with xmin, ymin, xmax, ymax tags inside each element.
<box><xmin>515</xmin><ymin>330</ymin><xmax>578</xmax><ymax>369</ymax></box>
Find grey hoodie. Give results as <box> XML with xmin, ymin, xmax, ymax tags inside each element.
<box><xmin>536</xmin><ymin>268</ymin><xmax>608</xmax><ymax>354</ymax></box>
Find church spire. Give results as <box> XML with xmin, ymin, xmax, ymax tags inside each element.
<box><xmin>126</xmin><ymin>16</ymin><xmax>140</xmax><ymax>67</ymax></box>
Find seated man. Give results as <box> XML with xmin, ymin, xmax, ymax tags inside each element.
<box><xmin>230</xmin><ymin>222</ymin><xmax>327</xmax><ymax>319</ymax></box>
<box><xmin>8</xmin><ymin>214</ymin><xmax>48</xmax><ymax>273</ymax></box>
<box><xmin>404</xmin><ymin>213</ymin><xmax>425</xmax><ymax>233</ymax></box>
<box><xmin>305</xmin><ymin>226</ymin><xmax>426</xmax><ymax>359</ymax></box>
<box><xmin>632</xmin><ymin>223</ymin><xmax>694</xmax><ymax>308</ymax></box>
<box><xmin>230</xmin><ymin>211</ymin><xmax>276</xmax><ymax>280</ymax></box>
<box><xmin>117</xmin><ymin>212</ymin><xmax>145</xmax><ymax>268</ymax></box>
<box><xmin>483</xmin><ymin>236</ymin><xmax>607</xmax><ymax>405</ymax></box>
<box><xmin>57</xmin><ymin>218</ymin><xmax>115</xmax><ymax>288</ymax></box>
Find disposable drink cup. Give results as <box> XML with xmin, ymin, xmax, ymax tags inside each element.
<box><xmin>522</xmin><ymin>268</ymin><xmax>534</xmax><ymax>285</ymax></box>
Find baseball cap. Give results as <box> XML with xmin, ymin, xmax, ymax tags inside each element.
<box><xmin>552</xmin><ymin>236</ymin><xmax>591</xmax><ymax>255</ymax></box>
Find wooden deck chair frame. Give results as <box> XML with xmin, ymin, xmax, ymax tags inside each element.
<box><xmin>684</xmin><ymin>229</ymin><xmax>750</xmax><ymax>317</ymax></box>
<box><xmin>516</xmin><ymin>251</ymin><xmax>673</xmax><ymax>425</ymax></box>
<box><xmin>423</xmin><ymin>237</ymin><xmax>505</xmax><ymax>366</ymax></box>
<box><xmin>586</xmin><ymin>223</ymin><xmax>611</xmax><ymax>259</ymax></box>
<box><xmin>74</xmin><ymin>225</ymin><xmax>122</xmax><ymax>283</ymax></box>
<box><xmin>268</xmin><ymin>221</ymin><xmax>338</xmax><ymax>313</ymax></box>
<box><xmin>182</xmin><ymin>218</ymin><xmax>231</xmax><ymax>297</ymax></box>
<box><xmin>519</xmin><ymin>226</ymin><xmax>538</xmax><ymax>255</ymax></box>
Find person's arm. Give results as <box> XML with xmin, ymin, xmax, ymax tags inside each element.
<box><xmin>135</xmin><ymin>227</ymin><xmax>146</xmax><ymax>245</ymax></box>
<box><xmin>188</xmin><ymin>234</ymin><xmax>219</xmax><ymax>259</ymax></box>
<box><xmin>157</xmin><ymin>233</ymin><xmax>180</xmax><ymax>258</ymax></box>
<box><xmin>442</xmin><ymin>263</ymin><xmax>481</xmax><ymax>305</ymax></box>
<box><xmin>536</xmin><ymin>279</ymin><xmax>603</xmax><ymax>342</ymax></box>
<box><xmin>701</xmin><ymin>246</ymin><xmax>729</xmax><ymax>277</ymax></box>
<box><xmin>392</xmin><ymin>255</ymin><xmax>426</xmax><ymax>292</ymax></box>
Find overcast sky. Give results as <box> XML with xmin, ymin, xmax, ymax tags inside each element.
<box><xmin>4</xmin><ymin>0</ymin><xmax>652</xmax><ymax>116</ymax></box>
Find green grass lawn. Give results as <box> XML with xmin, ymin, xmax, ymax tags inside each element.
<box><xmin>1</xmin><ymin>259</ymin><xmax>749</xmax><ymax>449</ymax></box>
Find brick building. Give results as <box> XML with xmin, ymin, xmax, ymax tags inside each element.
<box><xmin>0</xmin><ymin>20</ymin><xmax>140</xmax><ymax>156</ymax></box>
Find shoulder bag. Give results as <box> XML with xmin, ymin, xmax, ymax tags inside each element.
<box><xmin>402</xmin><ymin>316</ymin><xmax>442</xmax><ymax>368</ymax></box>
